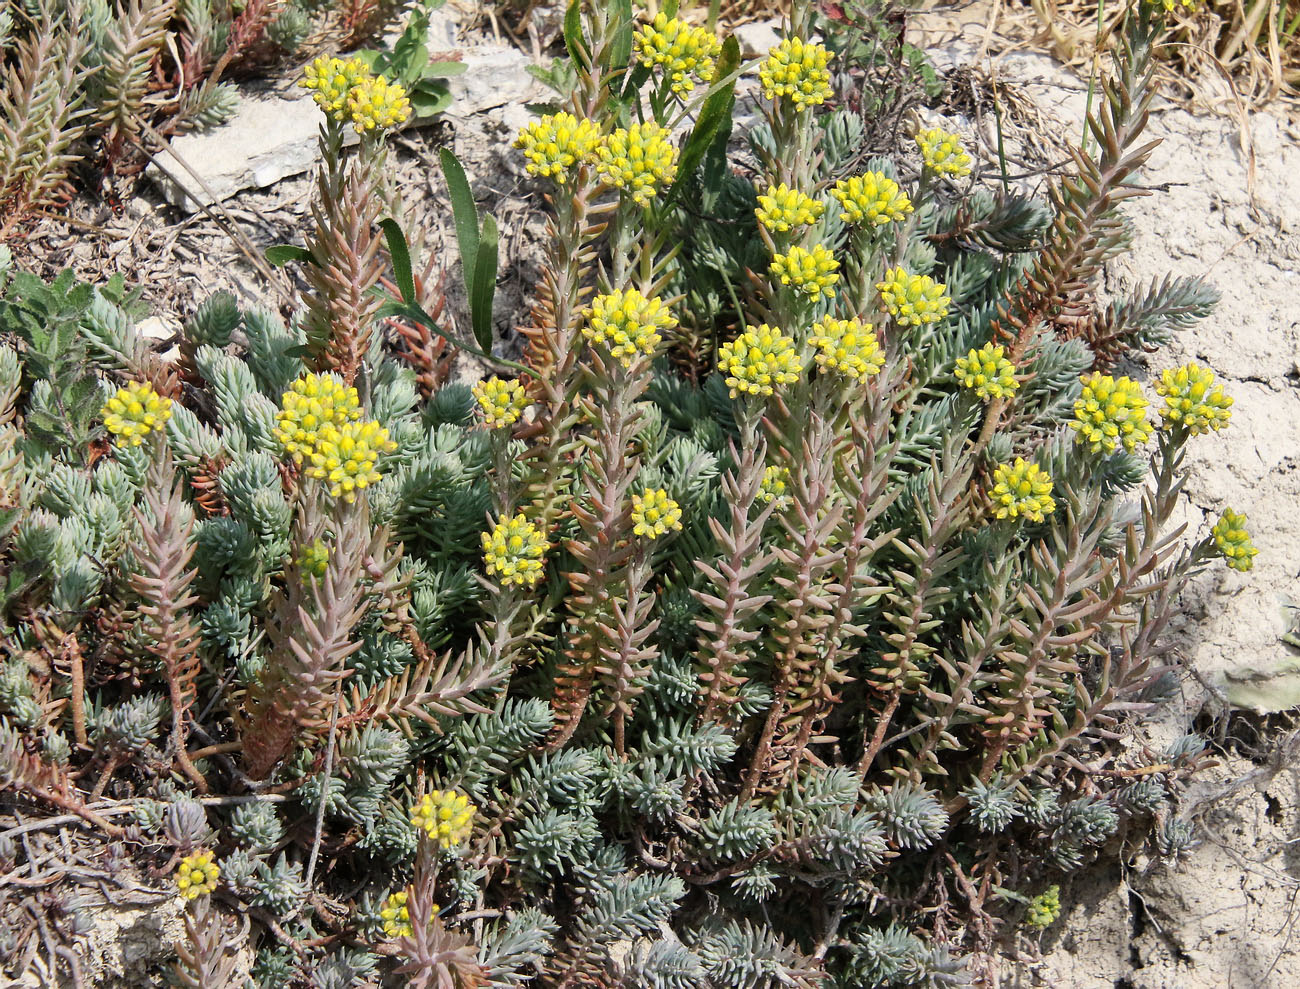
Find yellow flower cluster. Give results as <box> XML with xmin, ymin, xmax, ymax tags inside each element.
<box><xmin>102</xmin><ymin>380</ymin><xmax>172</xmax><ymax>447</ymax></box>
<box><xmin>300</xmin><ymin>56</ymin><xmax>368</xmax><ymax>115</ymax></box>
<box><xmin>275</xmin><ymin>373</ymin><xmax>362</xmax><ymax>464</ymax></box>
<box><xmin>1155</xmin><ymin>363</ymin><xmax>1233</xmax><ymax>436</ymax></box>
<box><xmin>808</xmin><ymin>315</ymin><xmax>885</xmax><ymax>381</ymax></box>
<box><xmin>472</xmin><ymin>376</ymin><xmax>530</xmax><ymax>429</ymax></box>
<box><xmin>1149</xmin><ymin>0</ymin><xmax>1200</xmax><ymax>12</ymax></box>
<box><xmin>380</xmin><ymin>890</ymin><xmax>416</xmax><ymax>938</ymax></box>
<box><xmin>1070</xmin><ymin>373</ymin><xmax>1152</xmax><ymax>454</ymax></box>
<box><xmin>1211</xmin><ymin>508</ymin><xmax>1257</xmax><ymax>572</ymax></box>
<box><xmin>296</xmin><ymin>539</ymin><xmax>330</xmax><ymax>578</ymax></box>
<box><xmin>596</xmin><ymin>122</ymin><xmax>679</xmax><ymax>206</ymax></box>
<box><xmin>409</xmin><ymin>790</ymin><xmax>476</xmax><ymax>849</ymax></box>
<box><xmin>634</xmin><ymin>13</ymin><xmax>721</xmax><ymax>95</ymax></box>
<box><xmin>631</xmin><ymin>488</ymin><xmax>683</xmax><ymax>540</ymax></box>
<box><xmin>770</xmin><ymin>244</ymin><xmax>839</xmax><ymax>301</ymax></box>
<box><xmin>758</xmin><ymin>464</ymin><xmax>790</xmax><ymax>507</ymax></box>
<box><xmin>583</xmin><ymin>288</ymin><xmax>674</xmax><ymax>367</ymax></box>
<box><xmin>1026</xmin><ymin>886</ymin><xmax>1061</xmax><ymax>929</ymax></box>
<box><xmin>759</xmin><ymin>37</ymin><xmax>833</xmax><ymax>110</ymax></box>
<box><xmin>346</xmin><ymin>75</ymin><xmax>411</xmax><ymax>133</ymax></box>
<box><xmin>955</xmin><ymin>343</ymin><xmax>1018</xmax><ymax>402</ymax></box>
<box><xmin>754</xmin><ymin>184</ymin><xmax>825</xmax><ymax>234</ymax></box>
<box><xmin>717</xmin><ymin>325</ymin><xmax>802</xmax><ymax>398</ymax></box>
<box><xmin>304</xmin><ymin>420</ymin><xmax>397</xmax><ymax>503</ymax></box>
<box><xmin>513</xmin><ymin>111</ymin><xmax>601</xmax><ymax>184</ymax></box>
<box><xmin>916</xmin><ymin>127</ymin><xmax>972</xmax><ymax>178</ymax></box>
<box><xmin>990</xmin><ymin>458</ymin><xmax>1056</xmax><ymax>522</ymax></box>
<box><xmin>831</xmin><ymin>172</ymin><xmax>913</xmax><ymax>227</ymax></box>
<box><xmin>877</xmin><ymin>267</ymin><xmax>950</xmax><ymax>327</ymax></box>
<box><xmin>300</xmin><ymin>56</ymin><xmax>409</xmax><ymax>134</ymax></box>
<box><xmin>482</xmin><ymin>513</ymin><xmax>547</xmax><ymax>587</ymax></box>
<box><xmin>175</xmin><ymin>850</ymin><xmax>219</xmax><ymax>900</ymax></box>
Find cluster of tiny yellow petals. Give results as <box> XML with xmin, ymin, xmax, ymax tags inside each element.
<box><xmin>595</xmin><ymin>123</ymin><xmax>679</xmax><ymax>207</ymax></box>
<box><xmin>380</xmin><ymin>890</ymin><xmax>416</xmax><ymax>938</ymax></box>
<box><xmin>482</xmin><ymin>513</ymin><xmax>547</xmax><ymax>588</ymax></box>
<box><xmin>1148</xmin><ymin>0</ymin><xmax>1200</xmax><ymax>12</ymax></box>
<box><xmin>759</xmin><ymin>37</ymin><xmax>833</xmax><ymax>110</ymax></box>
<box><xmin>175</xmin><ymin>850</ymin><xmax>219</xmax><ymax>900</ymax></box>
<box><xmin>299</xmin><ymin>56</ymin><xmax>368</xmax><ymax>115</ymax></box>
<box><xmin>409</xmin><ymin>790</ymin><xmax>476</xmax><ymax>849</ymax></box>
<box><xmin>634</xmin><ymin>13</ymin><xmax>721</xmax><ymax>95</ymax></box>
<box><xmin>831</xmin><ymin>172</ymin><xmax>913</xmax><ymax>227</ymax></box>
<box><xmin>916</xmin><ymin>127</ymin><xmax>972</xmax><ymax>178</ymax></box>
<box><xmin>877</xmin><ymin>267</ymin><xmax>951</xmax><ymax>327</ymax></box>
<box><xmin>296</xmin><ymin>539</ymin><xmax>330</xmax><ymax>578</ymax></box>
<box><xmin>754</xmin><ymin>184</ymin><xmax>825</xmax><ymax>234</ymax></box>
<box><xmin>302</xmin><ymin>419</ymin><xmax>395</xmax><ymax>503</ymax></box>
<box><xmin>631</xmin><ymin>488</ymin><xmax>683</xmax><ymax>540</ymax></box>
<box><xmin>583</xmin><ymin>289</ymin><xmax>674</xmax><ymax>367</ymax></box>
<box><xmin>1027</xmin><ymin>886</ymin><xmax>1062</xmax><ymax>930</ymax></box>
<box><xmin>275</xmin><ymin>373</ymin><xmax>362</xmax><ymax>464</ymax></box>
<box><xmin>513</xmin><ymin>112</ymin><xmax>601</xmax><ymax>184</ymax></box>
<box><xmin>1069</xmin><ymin>373</ymin><xmax>1152</xmax><ymax>454</ymax></box>
<box><xmin>346</xmin><ymin>74</ymin><xmax>411</xmax><ymax>133</ymax></box>
<box><xmin>717</xmin><ymin>325</ymin><xmax>802</xmax><ymax>398</ymax></box>
<box><xmin>955</xmin><ymin>343</ymin><xmax>1018</xmax><ymax>402</ymax></box>
<box><xmin>758</xmin><ymin>465</ymin><xmax>790</xmax><ymax>507</ymax></box>
<box><xmin>472</xmin><ymin>377</ymin><xmax>530</xmax><ymax>429</ymax></box>
<box><xmin>1155</xmin><ymin>363</ymin><xmax>1233</xmax><ymax>436</ymax></box>
<box><xmin>808</xmin><ymin>315</ymin><xmax>884</xmax><ymax>381</ymax></box>
<box><xmin>770</xmin><ymin>244</ymin><xmax>839</xmax><ymax>301</ymax></box>
<box><xmin>990</xmin><ymin>458</ymin><xmax>1056</xmax><ymax>523</ymax></box>
<box><xmin>102</xmin><ymin>381</ymin><xmax>172</xmax><ymax>447</ymax></box>
<box><xmin>1211</xmin><ymin>509</ymin><xmax>1257</xmax><ymax>572</ymax></box>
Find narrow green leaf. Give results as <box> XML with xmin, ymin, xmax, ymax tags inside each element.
<box><xmin>265</xmin><ymin>245</ymin><xmax>315</xmax><ymax>267</ymax></box>
<box><xmin>439</xmin><ymin>146</ymin><xmax>481</xmax><ymax>283</ymax></box>
<box><xmin>662</xmin><ymin>35</ymin><xmax>739</xmax><ymax>209</ymax></box>
<box><xmin>563</xmin><ymin>0</ymin><xmax>586</xmax><ymax>66</ymax></box>
<box><xmin>470</xmin><ymin>215</ymin><xmax>499</xmax><ymax>354</ymax></box>
<box><xmin>421</xmin><ymin>60</ymin><xmax>468</xmax><ymax>79</ymax></box>
<box><xmin>607</xmin><ymin>0</ymin><xmax>634</xmax><ymax>75</ymax></box>
<box><xmin>379</xmin><ymin>219</ymin><xmax>416</xmax><ymax>302</ymax></box>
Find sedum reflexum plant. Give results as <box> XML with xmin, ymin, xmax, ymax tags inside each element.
<box><xmin>0</xmin><ymin>0</ymin><xmax>1252</xmax><ymax>985</ymax></box>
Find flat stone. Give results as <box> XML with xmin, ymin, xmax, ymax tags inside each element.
<box><xmin>733</xmin><ymin>19</ymin><xmax>782</xmax><ymax>59</ymax></box>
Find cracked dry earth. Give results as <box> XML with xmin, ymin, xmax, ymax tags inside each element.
<box><xmin>913</xmin><ymin>15</ymin><xmax>1300</xmax><ymax>988</ymax></box>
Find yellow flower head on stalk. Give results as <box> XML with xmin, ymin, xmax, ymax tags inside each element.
<box><xmin>303</xmin><ymin>419</ymin><xmax>397</xmax><ymax>503</ymax></box>
<box><xmin>634</xmin><ymin>13</ymin><xmax>721</xmax><ymax>95</ymax></box>
<box><xmin>276</xmin><ymin>373</ymin><xmax>362</xmax><ymax>464</ymax></box>
<box><xmin>482</xmin><ymin>513</ymin><xmax>547</xmax><ymax>587</ymax></box>
<box><xmin>380</xmin><ymin>890</ymin><xmax>419</xmax><ymax>938</ymax></box>
<box><xmin>717</xmin><ymin>324</ymin><xmax>802</xmax><ymax>398</ymax></box>
<box><xmin>102</xmin><ymin>380</ymin><xmax>172</xmax><ymax>447</ymax></box>
<box><xmin>409</xmin><ymin>790</ymin><xmax>476</xmax><ymax>849</ymax></box>
<box><xmin>1155</xmin><ymin>363</ymin><xmax>1233</xmax><ymax>436</ymax></box>
<box><xmin>759</xmin><ymin>37</ymin><xmax>833</xmax><ymax>110</ymax></box>
<box><xmin>346</xmin><ymin>74</ymin><xmax>411</xmax><ymax>134</ymax></box>
<box><xmin>175</xmin><ymin>850</ymin><xmax>219</xmax><ymax>900</ymax></box>
<box><xmin>831</xmin><ymin>172</ymin><xmax>913</xmax><ymax>227</ymax></box>
<box><xmin>758</xmin><ymin>464</ymin><xmax>790</xmax><ymax>507</ymax></box>
<box><xmin>296</xmin><ymin>539</ymin><xmax>330</xmax><ymax>578</ymax></box>
<box><xmin>990</xmin><ymin>458</ymin><xmax>1056</xmax><ymax>523</ymax></box>
<box><xmin>300</xmin><ymin>55</ymin><xmax>369</xmax><ymax>115</ymax></box>
<box><xmin>1148</xmin><ymin>0</ymin><xmax>1200</xmax><ymax>12</ymax></box>
<box><xmin>513</xmin><ymin>111</ymin><xmax>601</xmax><ymax>184</ymax></box>
<box><xmin>631</xmin><ymin>488</ymin><xmax>683</xmax><ymax>540</ymax></box>
<box><xmin>770</xmin><ymin>244</ymin><xmax>839</xmax><ymax>301</ymax></box>
<box><xmin>583</xmin><ymin>289</ymin><xmax>674</xmax><ymax>367</ymax></box>
<box><xmin>808</xmin><ymin>315</ymin><xmax>885</xmax><ymax>381</ymax></box>
<box><xmin>877</xmin><ymin>267</ymin><xmax>951</xmax><ymax>327</ymax></box>
<box><xmin>1211</xmin><ymin>508</ymin><xmax>1258</xmax><ymax>572</ymax></box>
<box><xmin>916</xmin><ymin>127</ymin><xmax>972</xmax><ymax>178</ymax></box>
<box><xmin>472</xmin><ymin>377</ymin><xmax>530</xmax><ymax>429</ymax></box>
<box><xmin>955</xmin><ymin>343</ymin><xmax>1018</xmax><ymax>402</ymax></box>
<box><xmin>1026</xmin><ymin>886</ymin><xmax>1062</xmax><ymax>930</ymax></box>
<box><xmin>1069</xmin><ymin>372</ymin><xmax>1152</xmax><ymax>454</ymax></box>
<box><xmin>596</xmin><ymin>122</ymin><xmax>679</xmax><ymax>207</ymax></box>
<box><xmin>754</xmin><ymin>183</ymin><xmax>825</xmax><ymax>234</ymax></box>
